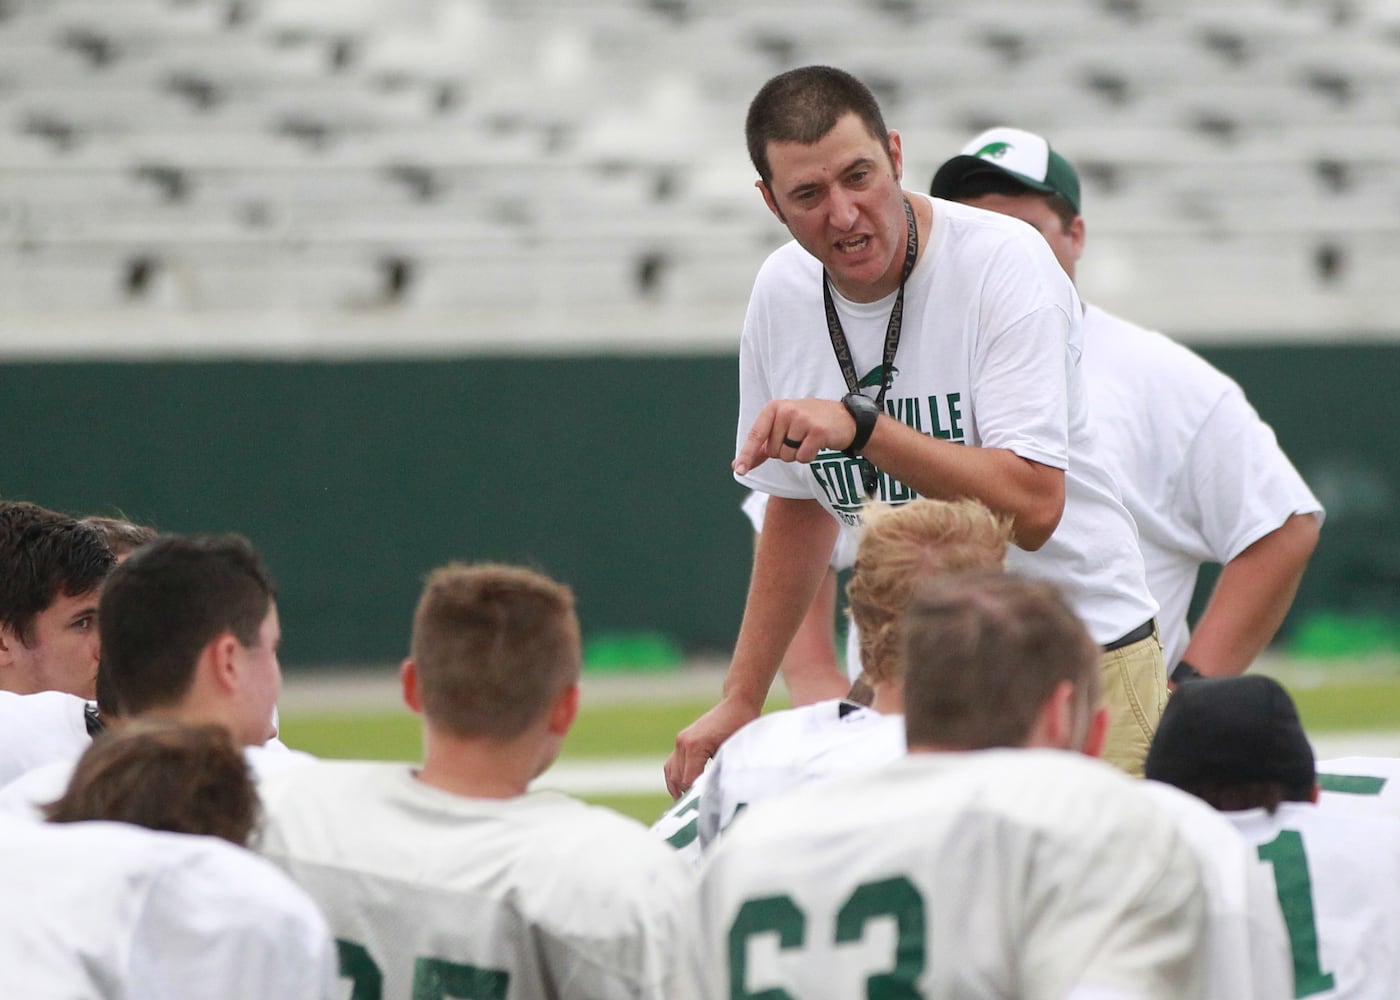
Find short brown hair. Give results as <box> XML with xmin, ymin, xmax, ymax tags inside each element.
<box><xmin>100</xmin><ymin>535</ymin><xmax>275</xmax><ymax>716</ymax></box>
<box><xmin>746</xmin><ymin>65</ymin><xmax>891</xmax><ymax>187</ymax></box>
<box><xmin>943</xmin><ymin>170</ymin><xmax>1078</xmax><ymax>232</ymax></box>
<box><xmin>79</xmin><ymin>515</ymin><xmax>158</xmax><ymax>559</ymax></box>
<box><xmin>902</xmin><ymin>572</ymin><xmax>1100</xmax><ymax>750</ymax></box>
<box><xmin>846</xmin><ymin>499</ymin><xmax>1011</xmax><ymax>684</ymax></box>
<box><xmin>45</xmin><ymin>720</ymin><xmax>259</xmax><ymax>846</ymax></box>
<box><xmin>1170</xmin><ymin>781</ymin><xmax>1297</xmax><ymax>815</ymax></box>
<box><xmin>410</xmin><ymin>563</ymin><xmax>581</xmax><ymax>740</ymax></box>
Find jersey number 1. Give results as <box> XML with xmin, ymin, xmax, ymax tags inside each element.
<box><xmin>1256</xmin><ymin>829</ymin><xmax>1336</xmax><ymax>997</ymax></box>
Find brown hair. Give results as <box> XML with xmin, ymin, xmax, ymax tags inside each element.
<box><xmin>942</xmin><ymin>170</ymin><xmax>1078</xmax><ymax>232</ymax></box>
<box><xmin>1172</xmin><ymin>781</ymin><xmax>1299</xmax><ymax>815</ymax></box>
<box><xmin>902</xmin><ymin>572</ymin><xmax>1100</xmax><ymax>750</ymax></box>
<box><xmin>79</xmin><ymin>515</ymin><xmax>158</xmax><ymax>559</ymax></box>
<box><xmin>410</xmin><ymin>563</ymin><xmax>581</xmax><ymax>740</ymax></box>
<box><xmin>45</xmin><ymin>720</ymin><xmax>259</xmax><ymax>846</ymax></box>
<box><xmin>746</xmin><ymin>65</ymin><xmax>892</xmax><ymax>187</ymax></box>
<box><xmin>100</xmin><ymin>534</ymin><xmax>275</xmax><ymax>716</ymax></box>
<box><xmin>846</xmin><ymin>499</ymin><xmax>1011</xmax><ymax>684</ymax></box>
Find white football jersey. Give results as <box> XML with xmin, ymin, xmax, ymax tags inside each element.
<box><xmin>0</xmin><ymin>740</ymin><xmax>314</xmax><ymax>822</ymax></box>
<box><xmin>0</xmin><ymin>690</ymin><xmax>91</xmax><ymax>788</ymax></box>
<box><xmin>650</xmin><ymin>766</ymin><xmax>711</xmax><ymax>867</ymax></box>
<box><xmin>1137</xmin><ymin>780</ymin><xmax>1293</xmax><ymax>1000</ymax></box>
<box><xmin>259</xmin><ymin>760</ymin><xmax>693</xmax><ymax>999</ymax></box>
<box><xmin>1227</xmin><ymin>802</ymin><xmax>1400</xmax><ymax>1000</ymax></box>
<box><xmin>1316</xmin><ymin>756</ymin><xmax>1400</xmax><ymax>820</ymax></box>
<box><xmin>0</xmin><ymin>817</ymin><xmax>337</xmax><ymax>999</ymax></box>
<box><xmin>697</xmin><ymin>699</ymin><xmax>905</xmax><ymax>852</ymax></box>
<box><xmin>691</xmin><ymin>749</ymin><xmax>1208</xmax><ymax>1000</ymax></box>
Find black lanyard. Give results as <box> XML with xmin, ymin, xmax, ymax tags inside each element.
<box><xmin>821</xmin><ymin>196</ymin><xmax>919</xmax><ymax>496</ymax></box>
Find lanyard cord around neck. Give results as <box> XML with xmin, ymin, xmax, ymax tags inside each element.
<box><xmin>821</xmin><ymin>196</ymin><xmax>919</xmax><ymax>409</ymax></box>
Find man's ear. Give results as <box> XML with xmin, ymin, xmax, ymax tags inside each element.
<box><xmin>400</xmin><ymin>659</ymin><xmax>422</xmax><ymax>715</ymax></box>
<box><xmin>1068</xmin><ymin>215</ymin><xmax>1087</xmax><ymax>259</ymax></box>
<box><xmin>1081</xmin><ymin>706</ymin><xmax>1110</xmax><ymax>760</ymax></box>
<box><xmin>887</xmin><ymin>129</ymin><xmax>904</xmax><ymax>181</ymax></box>
<box><xmin>205</xmin><ymin>633</ymin><xmax>242</xmax><ymax>694</ymax></box>
<box><xmin>546</xmin><ymin>682</ymin><xmax>580</xmax><ymax>738</ymax></box>
<box><xmin>0</xmin><ymin>626</ymin><xmax>20</xmax><ymax>670</ymax></box>
<box><xmin>756</xmin><ymin>179</ymin><xmax>786</xmax><ymax>224</ymax></box>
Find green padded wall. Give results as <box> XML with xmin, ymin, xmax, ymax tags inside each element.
<box><xmin>2</xmin><ymin>343</ymin><xmax>1394</xmax><ymax>668</ymax></box>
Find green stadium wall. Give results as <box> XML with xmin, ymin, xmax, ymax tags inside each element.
<box><xmin>3</xmin><ymin>344</ymin><xmax>1396</xmax><ymax>670</ymax></box>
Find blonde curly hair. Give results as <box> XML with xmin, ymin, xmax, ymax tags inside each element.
<box><xmin>846</xmin><ymin>498</ymin><xmax>1012</xmax><ymax>685</ymax></box>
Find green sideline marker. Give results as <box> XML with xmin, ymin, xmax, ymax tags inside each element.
<box><xmin>583</xmin><ymin>631</ymin><xmax>683</xmax><ymax>674</ymax></box>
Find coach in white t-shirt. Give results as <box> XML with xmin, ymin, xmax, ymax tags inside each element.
<box><xmin>931</xmin><ymin>127</ymin><xmax>1323</xmax><ymax>683</ymax></box>
<box><xmin>669</xmin><ymin>66</ymin><xmax>1164</xmax><ymax>790</ymax></box>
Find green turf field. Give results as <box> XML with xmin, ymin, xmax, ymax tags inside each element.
<box><xmin>278</xmin><ymin>673</ymin><xmax>1400</xmax><ymax>825</ymax></box>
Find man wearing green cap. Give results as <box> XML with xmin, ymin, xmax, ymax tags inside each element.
<box><xmin>930</xmin><ymin>127</ymin><xmax>1323</xmax><ymax>687</ymax></box>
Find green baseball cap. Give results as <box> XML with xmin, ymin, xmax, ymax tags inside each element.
<box><xmin>930</xmin><ymin>126</ymin><xmax>1081</xmax><ymax>215</ymax></box>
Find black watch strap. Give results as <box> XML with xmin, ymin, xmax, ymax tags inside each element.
<box><xmin>1170</xmin><ymin>660</ymin><xmax>1204</xmax><ymax>685</ymax></box>
<box><xmin>842</xmin><ymin>393</ymin><xmax>880</xmax><ymax>458</ymax></box>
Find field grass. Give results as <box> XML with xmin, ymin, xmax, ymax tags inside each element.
<box><xmin>278</xmin><ymin>673</ymin><xmax>1400</xmax><ymax>824</ymax></box>
<box><xmin>279</xmin><ymin>697</ymin><xmax>725</xmax><ymax>763</ymax></box>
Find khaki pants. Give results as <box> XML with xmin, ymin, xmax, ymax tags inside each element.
<box><xmin>1098</xmin><ymin>630</ymin><xmax>1168</xmax><ymax>777</ymax></box>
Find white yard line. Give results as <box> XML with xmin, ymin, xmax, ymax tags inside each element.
<box><xmin>532</xmin><ymin>758</ymin><xmax>670</xmax><ymax>796</ymax></box>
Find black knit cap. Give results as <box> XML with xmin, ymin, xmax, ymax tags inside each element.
<box><xmin>1145</xmin><ymin>674</ymin><xmax>1315</xmax><ymax>795</ymax></box>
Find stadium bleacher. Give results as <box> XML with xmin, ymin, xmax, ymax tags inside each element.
<box><xmin>1</xmin><ymin>0</ymin><xmax>1398</xmax><ymax>346</ymax></box>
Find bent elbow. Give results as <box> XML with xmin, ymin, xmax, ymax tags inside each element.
<box><xmin>1014</xmin><ymin>499</ymin><xmax>1064</xmax><ymax>552</ymax></box>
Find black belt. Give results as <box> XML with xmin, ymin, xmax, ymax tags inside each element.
<box><xmin>1102</xmin><ymin>618</ymin><xmax>1156</xmax><ymax>653</ymax></box>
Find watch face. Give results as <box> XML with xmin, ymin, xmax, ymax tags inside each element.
<box><xmin>845</xmin><ymin>392</ymin><xmax>879</xmax><ymax>416</ymax></box>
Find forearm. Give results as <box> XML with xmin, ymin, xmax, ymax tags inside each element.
<box><xmin>1183</xmin><ymin>513</ymin><xmax>1322</xmax><ymax>676</ymax></box>
<box><xmin>725</xmin><ymin>498</ymin><xmax>840</xmax><ymax>710</ymax></box>
<box><xmin>862</xmin><ymin>415</ymin><xmax>1065</xmax><ymax>549</ymax></box>
<box><xmin>776</xmin><ymin>566</ymin><xmax>849</xmax><ymax>704</ymax></box>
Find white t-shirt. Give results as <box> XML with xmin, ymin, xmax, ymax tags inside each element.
<box><xmin>0</xmin><ymin>690</ymin><xmax>91</xmax><ymax>789</ymax></box>
<box><xmin>0</xmin><ymin>740</ymin><xmax>314</xmax><ymax>822</ymax></box>
<box><xmin>1316</xmin><ymin>756</ymin><xmax>1400</xmax><ymax>820</ymax></box>
<box><xmin>1137</xmin><ymin>780</ymin><xmax>1293</xmax><ymax>1000</ymax></box>
<box><xmin>689</xmin><ymin>749</ymin><xmax>1207</xmax><ymax>1000</ymax></box>
<box><xmin>741</xmin><ymin>491</ymin><xmax>861</xmax><ymax>571</ymax></box>
<box><xmin>1081</xmin><ymin>305</ymin><xmax>1323</xmax><ymax>667</ymax></box>
<box><xmin>259</xmin><ymin>760</ymin><xmax>693</xmax><ymax>999</ymax></box>
<box><xmin>736</xmin><ymin>196</ymin><xmax>1156</xmax><ymax>644</ymax></box>
<box><xmin>0</xmin><ymin>817</ymin><xmax>337</xmax><ymax>999</ymax></box>
<box><xmin>1227</xmin><ymin>802</ymin><xmax>1400</xmax><ymax>1000</ymax></box>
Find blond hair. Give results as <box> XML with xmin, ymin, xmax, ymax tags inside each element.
<box><xmin>846</xmin><ymin>498</ymin><xmax>1011</xmax><ymax>684</ymax></box>
<box><xmin>410</xmin><ymin>563</ymin><xmax>581</xmax><ymax>740</ymax></box>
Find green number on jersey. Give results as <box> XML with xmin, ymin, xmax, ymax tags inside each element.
<box><xmin>835</xmin><ymin>877</ymin><xmax>925</xmax><ymax>999</ymax></box>
<box><xmin>729</xmin><ymin>895</ymin><xmax>805</xmax><ymax>1000</ymax></box>
<box><xmin>728</xmin><ymin>877</ymin><xmax>926</xmax><ymax>999</ymax></box>
<box><xmin>337</xmin><ymin>939</ymin><xmax>383</xmax><ymax>1000</ymax></box>
<box><xmin>335</xmin><ymin>939</ymin><xmax>509</xmax><ymax>1000</ymax></box>
<box><xmin>413</xmin><ymin>957</ymin><xmax>510</xmax><ymax>999</ymax></box>
<box><xmin>1257</xmin><ymin>829</ymin><xmax>1337</xmax><ymax>997</ymax></box>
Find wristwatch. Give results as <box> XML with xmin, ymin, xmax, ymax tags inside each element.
<box><xmin>842</xmin><ymin>392</ymin><xmax>881</xmax><ymax>459</ymax></box>
<box><xmin>1170</xmin><ymin>660</ymin><xmax>1204</xmax><ymax>685</ymax></box>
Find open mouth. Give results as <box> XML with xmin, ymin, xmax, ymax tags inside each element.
<box><xmin>836</xmin><ymin>236</ymin><xmax>870</xmax><ymax>254</ymax></box>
